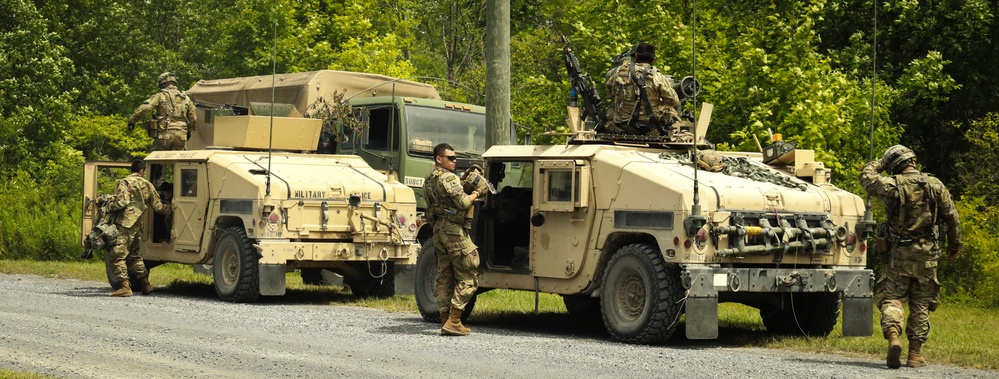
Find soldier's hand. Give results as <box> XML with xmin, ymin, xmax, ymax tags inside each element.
<box><xmin>127</xmin><ymin>122</ymin><xmax>136</xmax><ymax>131</ymax></box>
<box><xmin>187</xmin><ymin>129</ymin><xmax>192</xmax><ymax>140</ymax></box>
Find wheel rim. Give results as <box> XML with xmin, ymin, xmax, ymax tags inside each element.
<box><xmin>615</xmin><ymin>268</ymin><xmax>647</xmax><ymax>321</ymax></box>
<box><xmin>221</xmin><ymin>242</ymin><xmax>239</xmax><ymax>285</ymax></box>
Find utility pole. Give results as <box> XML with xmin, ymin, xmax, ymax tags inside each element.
<box><xmin>485</xmin><ymin>0</ymin><xmax>512</xmax><ymax>148</ymax></box>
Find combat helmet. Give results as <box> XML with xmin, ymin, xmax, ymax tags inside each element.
<box><xmin>882</xmin><ymin>144</ymin><xmax>915</xmax><ymax>174</ymax></box>
<box><xmin>158</xmin><ymin>72</ymin><xmax>177</xmax><ymax>87</ymax></box>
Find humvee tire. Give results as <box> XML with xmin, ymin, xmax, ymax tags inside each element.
<box><xmin>760</xmin><ymin>292</ymin><xmax>841</xmax><ymax>337</ymax></box>
<box><xmin>415</xmin><ymin>239</ymin><xmax>474</xmax><ymax>323</ymax></box>
<box><xmin>347</xmin><ymin>263</ymin><xmax>396</xmax><ymax>298</ymax></box>
<box><xmin>300</xmin><ymin>268</ymin><xmax>325</xmax><ymax>286</ymax></box>
<box><xmin>600</xmin><ymin>243</ymin><xmax>684</xmax><ymax>344</ymax></box>
<box><xmin>212</xmin><ymin>226</ymin><xmax>259</xmax><ymax>303</ymax></box>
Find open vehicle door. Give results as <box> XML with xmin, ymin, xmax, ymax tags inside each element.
<box><xmin>80</xmin><ymin>161</ymin><xmax>132</xmax><ymax>247</ymax></box>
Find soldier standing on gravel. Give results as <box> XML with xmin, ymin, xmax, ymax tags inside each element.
<box><xmin>105</xmin><ymin>160</ymin><xmax>172</xmax><ymax>297</ymax></box>
<box><xmin>127</xmin><ymin>72</ymin><xmax>197</xmax><ymax>151</ymax></box>
<box><xmin>423</xmin><ymin>143</ymin><xmax>487</xmax><ymax>336</ymax></box>
<box><xmin>860</xmin><ymin>145</ymin><xmax>961</xmax><ymax>369</ymax></box>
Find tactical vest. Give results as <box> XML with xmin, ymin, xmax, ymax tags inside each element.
<box><xmin>156</xmin><ymin>88</ymin><xmax>193</xmax><ymax>130</ymax></box>
<box><xmin>606</xmin><ymin>61</ymin><xmax>664</xmax><ymax>132</ymax></box>
<box><xmin>423</xmin><ymin>168</ymin><xmax>466</xmax><ymax>225</ymax></box>
<box><xmin>888</xmin><ymin>172</ymin><xmax>939</xmax><ymax>258</ymax></box>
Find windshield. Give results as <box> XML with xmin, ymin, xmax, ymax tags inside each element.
<box><xmin>405</xmin><ymin>105</ymin><xmax>486</xmax><ymax>156</ymax></box>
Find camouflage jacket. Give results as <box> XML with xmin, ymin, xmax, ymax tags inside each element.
<box><xmin>107</xmin><ymin>173</ymin><xmax>171</xmax><ymax>228</ymax></box>
<box><xmin>423</xmin><ymin>166</ymin><xmax>473</xmax><ymax>227</ymax></box>
<box><xmin>860</xmin><ymin>162</ymin><xmax>961</xmax><ymax>261</ymax></box>
<box><xmin>128</xmin><ymin>85</ymin><xmax>197</xmax><ymax>131</ymax></box>
<box><xmin>605</xmin><ymin>61</ymin><xmax>679</xmax><ymax>126</ymax></box>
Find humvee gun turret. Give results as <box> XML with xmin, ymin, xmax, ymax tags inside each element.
<box><xmin>415</xmin><ymin>123</ymin><xmax>875</xmax><ymax>343</ymax></box>
<box><xmin>81</xmin><ymin>113</ymin><xmax>419</xmax><ymax>302</ymax></box>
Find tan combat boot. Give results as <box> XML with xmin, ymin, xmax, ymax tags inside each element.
<box><xmin>440</xmin><ymin>308</ymin><xmax>450</xmax><ymax>327</ymax></box>
<box><xmin>441</xmin><ymin>307</ymin><xmax>471</xmax><ymax>336</ymax></box>
<box><xmin>886</xmin><ymin>329</ymin><xmax>902</xmax><ymax>369</ymax></box>
<box><xmin>906</xmin><ymin>340</ymin><xmax>926</xmax><ymax>368</ymax></box>
<box><xmin>140</xmin><ymin>277</ymin><xmax>154</xmax><ymax>295</ymax></box>
<box><xmin>109</xmin><ymin>281</ymin><xmax>132</xmax><ymax>297</ymax></box>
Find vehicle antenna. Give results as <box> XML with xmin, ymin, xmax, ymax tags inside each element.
<box><xmin>864</xmin><ymin>2</ymin><xmax>878</xmax><ymax>222</ymax></box>
<box><xmin>683</xmin><ymin>0</ymin><xmax>707</xmax><ymax>237</ymax></box>
<box><xmin>265</xmin><ymin>0</ymin><xmax>277</xmax><ymax>197</ymax></box>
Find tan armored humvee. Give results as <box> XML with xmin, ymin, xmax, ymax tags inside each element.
<box><xmin>414</xmin><ymin>106</ymin><xmax>875</xmax><ymax>344</ymax></box>
<box><xmin>82</xmin><ymin>115</ymin><xmax>419</xmax><ymax>302</ymax></box>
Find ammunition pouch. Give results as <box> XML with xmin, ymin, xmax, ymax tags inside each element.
<box><xmin>145</xmin><ymin>119</ymin><xmax>160</xmax><ymax>139</ymax></box>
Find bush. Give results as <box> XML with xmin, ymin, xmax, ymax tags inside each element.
<box><xmin>937</xmin><ymin>196</ymin><xmax>999</xmax><ymax>305</ymax></box>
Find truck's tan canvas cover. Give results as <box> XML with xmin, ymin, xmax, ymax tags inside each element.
<box><xmin>187</xmin><ymin>70</ymin><xmax>441</xmax><ymax>115</ymax></box>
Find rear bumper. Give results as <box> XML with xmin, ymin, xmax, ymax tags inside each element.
<box><xmin>255</xmin><ymin>240</ymin><xmax>418</xmax><ymax>265</ymax></box>
<box><xmin>681</xmin><ymin>265</ymin><xmax>874</xmax><ymax>339</ymax></box>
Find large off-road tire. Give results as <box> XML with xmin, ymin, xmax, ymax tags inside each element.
<box><xmin>760</xmin><ymin>292</ymin><xmax>841</xmax><ymax>337</ymax></box>
<box><xmin>600</xmin><ymin>243</ymin><xmax>684</xmax><ymax>344</ymax></box>
<box><xmin>415</xmin><ymin>238</ymin><xmax>475</xmax><ymax>323</ymax></box>
<box><xmin>300</xmin><ymin>268</ymin><xmax>325</xmax><ymax>286</ymax></box>
<box><xmin>347</xmin><ymin>263</ymin><xmax>396</xmax><ymax>298</ymax></box>
<box><xmin>212</xmin><ymin>226</ymin><xmax>259</xmax><ymax>303</ymax></box>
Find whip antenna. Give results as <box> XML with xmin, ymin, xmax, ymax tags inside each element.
<box><xmin>684</xmin><ymin>0</ymin><xmax>707</xmax><ymax>237</ymax></box>
<box><xmin>265</xmin><ymin>0</ymin><xmax>277</xmax><ymax>197</ymax></box>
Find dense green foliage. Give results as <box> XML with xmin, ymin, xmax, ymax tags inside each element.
<box><xmin>1</xmin><ymin>0</ymin><xmax>996</xmax><ymax>304</ymax></box>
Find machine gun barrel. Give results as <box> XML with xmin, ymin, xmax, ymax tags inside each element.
<box><xmin>561</xmin><ymin>36</ymin><xmax>607</xmax><ymax>132</ymax></box>
<box><xmin>194</xmin><ymin>101</ymin><xmax>249</xmax><ymax>115</ymax></box>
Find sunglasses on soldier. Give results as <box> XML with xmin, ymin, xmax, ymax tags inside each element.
<box><xmin>443</xmin><ymin>155</ymin><xmax>457</xmax><ymax>162</ymax></box>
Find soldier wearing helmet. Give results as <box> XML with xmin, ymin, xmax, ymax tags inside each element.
<box><xmin>860</xmin><ymin>144</ymin><xmax>962</xmax><ymax>370</ymax></box>
<box><xmin>127</xmin><ymin>72</ymin><xmax>197</xmax><ymax>151</ymax></box>
<box><xmin>604</xmin><ymin>43</ymin><xmax>680</xmax><ymax>136</ymax></box>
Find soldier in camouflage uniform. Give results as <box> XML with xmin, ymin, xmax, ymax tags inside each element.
<box><xmin>860</xmin><ymin>145</ymin><xmax>961</xmax><ymax>369</ymax></box>
<box><xmin>128</xmin><ymin>72</ymin><xmax>197</xmax><ymax>151</ymax></box>
<box><xmin>106</xmin><ymin>160</ymin><xmax>172</xmax><ymax>297</ymax></box>
<box><xmin>423</xmin><ymin>143</ymin><xmax>487</xmax><ymax>336</ymax></box>
<box><xmin>604</xmin><ymin>43</ymin><xmax>680</xmax><ymax>136</ymax></box>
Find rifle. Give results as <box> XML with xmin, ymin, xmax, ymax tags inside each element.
<box><xmin>561</xmin><ymin>36</ymin><xmax>607</xmax><ymax>133</ymax></box>
<box><xmin>194</xmin><ymin>101</ymin><xmax>249</xmax><ymax>115</ymax></box>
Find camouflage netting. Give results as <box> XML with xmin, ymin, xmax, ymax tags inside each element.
<box><xmin>661</xmin><ymin>151</ymin><xmax>808</xmax><ymax>191</ymax></box>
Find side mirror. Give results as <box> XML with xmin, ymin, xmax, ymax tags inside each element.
<box><xmin>531</xmin><ymin>212</ymin><xmax>545</xmax><ymax>227</ymax></box>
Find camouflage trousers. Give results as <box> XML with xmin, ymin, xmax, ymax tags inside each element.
<box><xmin>109</xmin><ymin>224</ymin><xmax>147</xmax><ymax>284</ymax></box>
<box><xmin>433</xmin><ymin>223</ymin><xmax>479</xmax><ymax>311</ymax></box>
<box><xmin>152</xmin><ymin>129</ymin><xmax>187</xmax><ymax>151</ymax></box>
<box><xmin>875</xmin><ymin>259</ymin><xmax>940</xmax><ymax>343</ymax></box>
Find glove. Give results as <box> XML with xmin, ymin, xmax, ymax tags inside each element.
<box><xmin>97</xmin><ymin>194</ymin><xmax>113</xmax><ymax>204</ymax></box>
<box><xmin>187</xmin><ymin>129</ymin><xmax>192</xmax><ymax>140</ymax></box>
<box><xmin>127</xmin><ymin>122</ymin><xmax>136</xmax><ymax>131</ymax></box>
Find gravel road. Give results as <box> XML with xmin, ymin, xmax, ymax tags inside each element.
<box><xmin>0</xmin><ymin>273</ymin><xmax>995</xmax><ymax>379</ymax></box>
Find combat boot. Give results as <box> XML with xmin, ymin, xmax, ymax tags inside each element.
<box><xmin>440</xmin><ymin>308</ymin><xmax>450</xmax><ymax>327</ymax></box>
<box><xmin>109</xmin><ymin>281</ymin><xmax>132</xmax><ymax>297</ymax></box>
<box><xmin>906</xmin><ymin>340</ymin><xmax>926</xmax><ymax>368</ymax></box>
<box><xmin>886</xmin><ymin>329</ymin><xmax>902</xmax><ymax>369</ymax></box>
<box><xmin>441</xmin><ymin>308</ymin><xmax>471</xmax><ymax>336</ymax></box>
<box><xmin>140</xmin><ymin>277</ymin><xmax>154</xmax><ymax>295</ymax></box>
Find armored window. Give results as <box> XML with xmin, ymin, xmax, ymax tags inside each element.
<box><xmin>536</xmin><ymin>160</ymin><xmax>589</xmax><ymax>212</ymax></box>
<box><xmin>181</xmin><ymin>169</ymin><xmax>198</xmax><ymax>197</ymax></box>
<box><xmin>547</xmin><ymin>170</ymin><xmax>573</xmax><ymax>202</ymax></box>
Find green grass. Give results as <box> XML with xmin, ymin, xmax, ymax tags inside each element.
<box><xmin>2</xmin><ymin>259</ymin><xmax>997</xmax><ymax>371</ymax></box>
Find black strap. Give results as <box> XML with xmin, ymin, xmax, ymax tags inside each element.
<box><xmin>629</xmin><ymin>60</ymin><xmax>663</xmax><ymax>134</ymax></box>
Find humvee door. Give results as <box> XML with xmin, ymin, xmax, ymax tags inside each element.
<box><xmin>80</xmin><ymin>162</ymin><xmax>132</xmax><ymax>247</ymax></box>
